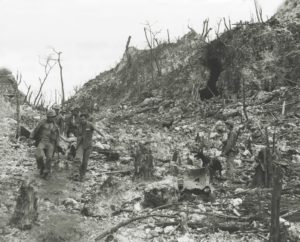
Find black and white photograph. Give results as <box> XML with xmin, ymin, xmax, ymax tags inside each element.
<box><xmin>0</xmin><ymin>0</ymin><xmax>300</xmax><ymax>241</ymax></box>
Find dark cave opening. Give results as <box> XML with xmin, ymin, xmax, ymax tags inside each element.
<box><xmin>199</xmin><ymin>58</ymin><xmax>223</xmax><ymax>100</ymax></box>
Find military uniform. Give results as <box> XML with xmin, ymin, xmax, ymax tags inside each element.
<box><xmin>66</xmin><ymin>114</ymin><xmax>80</xmax><ymax>137</ymax></box>
<box><xmin>76</xmin><ymin>121</ymin><xmax>96</xmax><ymax>178</ymax></box>
<box><xmin>54</xmin><ymin>113</ymin><xmax>64</xmax><ymax>134</ymax></box>
<box><xmin>30</xmin><ymin>119</ymin><xmax>59</xmax><ymax>177</ymax></box>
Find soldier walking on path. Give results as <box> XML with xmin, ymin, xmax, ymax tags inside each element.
<box><xmin>30</xmin><ymin>109</ymin><xmax>60</xmax><ymax>178</ymax></box>
<box><xmin>52</xmin><ymin>104</ymin><xmax>64</xmax><ymax>135</ymax></box>
<box><xmin>66</xmin><ymin>106</ymin><xmax>80</xmax><ymax>137</ymax></box>
<box><xmin>76</xmin><ymin>112</ymin><xmax>104</xmax><ymax>181</ymax></box>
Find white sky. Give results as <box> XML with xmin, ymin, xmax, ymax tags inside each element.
<box><xmin>0</xmin><ymin>0</ymin><xmax>284</xmax><ymax>104</ymax></box>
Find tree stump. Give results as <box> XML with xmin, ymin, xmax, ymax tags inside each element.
<box><xmin>223</xmin><ymin>127</ymin><xmax>239</xmax><ymax>178</ymax></box>
<box><xmin>270</xmin><ymin>166</ymin><xmax>282</xmax><ymax>242</ymax></box>
<box><xmin>133</xmin><ymin>143</ymin><xmax>154</xmax><ymax>180</ymax></box>
<box><xmin>252</xmin><ymin>148</ymin><xmax>274</xmax><ymax>187</ymax></box>
<box><xmin>10</xmin><ymin>181</ymin><xmax>38</xmax><ymax>230</ymax></box>
<box><xmin>172</xmin><ymin>149</ymin><xmax>181</xmax><ymax>165</ymax></box>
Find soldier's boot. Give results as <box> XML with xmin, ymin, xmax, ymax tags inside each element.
<box><xmin>79</xmin><ymin>163</ymin><xmax>87</xmax><ymax>182</ymax></box>
<box><xmin>36</xmin><ymin>158</ymin><xmax>45</xmax><ymax>176</ymax></box>
<box><xmin>43</xmin><ymin>158</ymin><xmax>52</xmax><ymax>179</ymax></box>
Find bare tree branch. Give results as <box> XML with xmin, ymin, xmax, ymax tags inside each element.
<box><xmin>201</xmin><ymin>19</ymin><xmax>212</xmax><ymax>41</ymax></box>
<box><xmin>33</xmin><ymin>57</ymin><xmax>57</xmax><ymax>106</ymax></box>
<box><xmin>254</xmin><ymin>0</ymin><xmax>264</xmax><ymax>23</ymax></box>
<box><xmin>223</xmin><ymin>17</ymin><xmax>232</xmax><ymax>31</ymax></box>
<box><xmin>187</xmin><ymin>24</ymin><xmax>197</xmax><ymax>34</ymax></box>
<box><xmin>215</xmin><ymin>19</ymin><xmax>223</xmax><ymax>38</ymax></box>
<box><xmin>50</xmin><ymin>47</ymin><xmax>65</xmax><ymax>105</ymax></box>
<box><xmin>143</xmin><ymin>22</ymin><xmax>162</xmax><ymax>76</ymax></box>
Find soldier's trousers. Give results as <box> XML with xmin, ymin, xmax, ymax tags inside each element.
<box><xmin>35</xmin><ymin>141</ymin><xmax>55</xmax><ymax>175</ymax></box>
<box><xmin>78</xmin><ymin>145</ymin><xmax>92</xmax><ymax>177</ymax></box>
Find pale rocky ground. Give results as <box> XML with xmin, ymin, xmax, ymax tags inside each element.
<box><xmin>1</xmin><ymin>1</ymin><xmax>300</xmax><ymax>240</ymax></box>
<box><xmin>1</xmin><ymin>88</ymin><xmax>300</xmax><ymax>241</ymax></box>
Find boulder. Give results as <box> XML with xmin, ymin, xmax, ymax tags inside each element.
<box><xmin>143</xmin><ymin>177</ymin><xmax>179</xmax><ymax>207</ymax></box>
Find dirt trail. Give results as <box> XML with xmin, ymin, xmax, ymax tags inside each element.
<box><xmin>0</xmin><ymin>118</ymin><xmax>107</xmax><ymax>242</ymax></box>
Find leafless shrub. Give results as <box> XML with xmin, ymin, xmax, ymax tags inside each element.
<box><xmin>72</xmin><ymin>84</ymin><xmax>82</xmax><ymax>95</ymax></box>
<box><xmin>143</xmin><ymin>22</ymin><xmax>162</xmax><ymax>77</ymax></box>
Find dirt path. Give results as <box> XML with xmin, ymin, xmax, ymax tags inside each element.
<box><xmin>0</xmin><ymin>118</ymin><xmax>106</xmax><ymax>242</ymax></box>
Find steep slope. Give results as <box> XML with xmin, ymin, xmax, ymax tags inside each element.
<box><xmin>69</xmin><ymin>32</ymin><xmax>208</xmax><ymax>109</ymax></box>
<box><xmin>69</xmin><ymin>0</ymin><xmax>300</xmax><ymax>111</ymax></box>
<box><xmin>276</xmin><ymin>0</ymin><xmax>300</xmax><ymax>23</ymax></box>
<box><xmin>1</xmin><ymin>2</ymin><xmax>300</xmax><ymax>241</ymax></box>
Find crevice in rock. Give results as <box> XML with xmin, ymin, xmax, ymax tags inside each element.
<box><xmin>199</xmin><ymin>57</ymin><xmax>223</xmax><ymax>100</ymax></box>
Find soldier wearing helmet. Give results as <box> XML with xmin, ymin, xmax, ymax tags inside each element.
<box><xmin>65</xmin><ymin>106</ymin><xmax>80</xmax><ymax>137</ymax></box>
<box><xmin>30</xmin><ymin>109</ymin><xmax>60</xmax><ymax>178</ymax></box>
<box><xmin>52</xmin><ymin>104</ymin><xmax>64</xmax><ymax>135</ymax></box>
<box><xmin>76</xmin><ymin>111</ymin><xmax>104</xmax><ymax>181</ymax></box>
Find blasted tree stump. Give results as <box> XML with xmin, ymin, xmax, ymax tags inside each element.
<box><xmin>10</xmin><ymin>181</ymin><xmax>38</xmax><ymax>230</ymax></box>
<box><xmin>133</xmin><ymin>143</ymin><xmax>154</xmax><ymax>180</ymax></box>
<box><xmin>270</xmin><ymin>166</ymin><xmax>282</xmax><ymax>242</ymax></box>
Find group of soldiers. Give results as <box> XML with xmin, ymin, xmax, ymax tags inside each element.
<box><xmin>30</xmin><ymin>105</ymin><xmax>103</xmax><ymax>181</ymax></box>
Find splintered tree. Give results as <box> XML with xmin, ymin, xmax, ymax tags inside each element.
<box><xmin>201</xmin><ymin>18</ymin><xmax>212</xmax><ymax>42</ymax></box>
<box><xmin>33</xmin><ymin>56</ymin><xmax>56</xmax><ymax>107</ymax></box>
<box><xmin>132</xmin><ymin>142</ymin><xmax>154</xmax><ymax>180</ymax></box>
<box><xmin>23</xmin><ymin>80</ymin><xmax>32</xmax><ymax>104</ymax></box>
<box><xmin>124</xmin><ymin>35</ymin><xmax>132</xmax><ymax>66</ymax></box>
<box><xmin>51</xmin><ymin>48</ymin><xmax>65</xmax><ymax>105</ymax></box>
<box><xmin>13</xmin><ymin>72</ymin><xmax>22</xmax><ymax>138</ymax></box>
<box><xmin>143</xmin><ymin>22</ymin><xmax>162</xmax><ymax>78</ymax></box>
<box><xmin>270</xmin><ymin>166</ymin><xmax>282</xmax><ymax>242</ymax></box>
<box><xmin>252</xmin><ymin>127</ymin><xmax>275</xmax><ymax>187</ymax></box>
<box><xmin>10</xmin><ymin>181</ymin><xmax>38</xmax><ymax>230</ymax></box>
<box><xmin>254</xmin><ymin>0</ymin><xmax>264</xmax><ymax>23</ymax></box>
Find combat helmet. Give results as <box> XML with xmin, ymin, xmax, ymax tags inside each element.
<box><xmin>47</xmin><ymin>109</ymin><xmax>57</xmax><ymax>117</ymax></box>
<box><xmin>52</xmin><ymin>104</ymin><xmax>60</xmax><ymax>110</ymax></box>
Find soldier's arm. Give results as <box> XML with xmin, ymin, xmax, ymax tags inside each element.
<box><xmin>29</xmin><ymin>121</ymin><xmax>44</xmax><ymax>139</ymax></box>
<box><xmin>91</xmin><ymin>123</ymin><xmax>104</xmax><ymax>137</ymax></box>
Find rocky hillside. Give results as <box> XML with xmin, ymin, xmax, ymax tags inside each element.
<box><xmin>277</xmin><ymin>0</ymin><xmax>300</xmax><ymax>23</ymax></box>
<box><xmin>0</xmin><ymin>68</ymin><xmax>26</xmax><ymax>107</ymax></box>
<box><xmin>0</xmin><ymin>1</ymin><xmax>300</xmax><ymax>242</ymax></box>
<box><xmin>69</xmin><ymin>0</ymin><xmax>300</xmax><ymax>111</ymax></box>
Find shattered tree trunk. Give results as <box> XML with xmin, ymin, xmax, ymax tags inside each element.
<box><xmin>57</xmin><ymin>52</ymin><xmax>65</xmax><ymax>105</ymax></box>
<box><xmin>223</xmin><ymin>127</ymin><xmax>239</xmax><ymax>177</ymax></box>
<box><xmin>252</xmin><ymin>148</ymin><xmax>273</xmax><ymax>187</ymax></box>
<box><xmin>252</xmin><ymin>128</ymin><xmax>274</xmax><ymax>187</ymax></box>
<box><xmin>270</xmin><ymin>166</ymin><xmax>282</xmax><ymax>242</ymax></box>
<box><xmin>133</xmin><ymin>143</ymin><xmax>154</xmax><ymax>180</ymax></box>
<box><xmin>14</xmin><ymin>81</ymin><xmax>21</xmax><ymax>138</ymax></box>
<box><xmin>10</xmin><ymin>181</ymin><xmax>38</xmax><ymax>230</ymax></box>
<box><xmin>264</xmin><ymin>128</ymin><xmax>273</xmax><ymax>187</ymax></box>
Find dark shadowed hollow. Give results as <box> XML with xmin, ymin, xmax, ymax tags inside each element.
<box><xmin>199</xmin><ymin>57</ymin><xmax>223</xmax><ymax>100</ymax></box>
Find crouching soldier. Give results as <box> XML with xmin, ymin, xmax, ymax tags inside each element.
<box><xmin>77</xmin><ymin>112</ymin><xmax>104</xmax><ymax>181</ymax></box>
<box><xmin>30</xmin><ymin>109</ymin><xmax>60</xmax><ymax>178</ymax></box>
